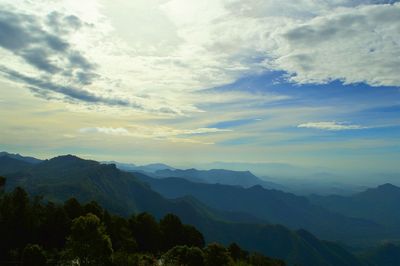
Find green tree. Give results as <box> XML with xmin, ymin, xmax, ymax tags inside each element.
<box><xmin>129</xmin><ymin>212</ymin><xmax>161</xmax><ymax>253</ymax></box>
<box><xmin>40</xmin><ymin>202</ymin><xmax>69</xmax><ymax>249</ymax></box>
<box><xmin>228</xmin><ymin>242</ymin><xmax>248</xmax><ymax>262</ymax></box>
<box><xmin>160</xmin><ymin>213</ymin><xmax>184</xmax><ymax>250</ymax></box>
<box><xmin>162</xmin><ymin>245</ymin><xmax>205</xmax><ymax>266</ymax></box>
<box><xmin>21</xmin><ymin>244</ymin><xmax>47</xmax><ymax>266</ymax></box>
<box><xmin>104</xmin><ymin>211</ymin><xmax>137</xmax><ymax>252</ymax></box>
<box><xmin>183</xmin><ymin>224</ymin><xmax>205</xmax><ymax>248</ymax></box>
<box><xmin>204</xmin><ymin>243</ymin><xmax>233</xmax><ymax>266</ymax></box>
<box><xmin>249</xmin><ymin>253</ymin><xmax>285</xmax><ymax>266</ymax></box>
<box><xmin>65</xmin><ymin>213</ymin><xmax>113</xmax><ymax>266</ymax></box>
<box><xmin>84</xmin><ymin>200</ymin><xmax>104</xmax><ymax>218</ymax></box>
<box><xmin>0</xmin><ymin>176</ymin><xmax>5</xmax><ymax>192</ymax></box>
<box><xmin>64</xmin><ymin>197</ymin><xmax>83</xmax><ymax>220</ymax></box>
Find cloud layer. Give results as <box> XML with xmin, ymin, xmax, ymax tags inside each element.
<box><xmin>1</xmin><ymin>0</ymin><xmax>399</xmax><ymax>117</ymax></box>
<box><xmin>298</xmin><ymin>121</ymin><xmax>366</xmax><ymax>131</ymax></box>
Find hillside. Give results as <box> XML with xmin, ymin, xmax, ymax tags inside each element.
<box><xmin>0</xmin><ymin>154</ymin><xmax>364</xmax><ymax>265</ymax></box>
<box><xmin>138</xmin><ymin>175</ymin><xmax>383</xmax><ymax>245</ymax></box>
<box><xmin>309</xmin><ymin>183</ymin><xmax>400</xmax><ymax>230</ymax></box>
<box><xmin>152</xmin><ymin>168</ymin><xmax>283</xmax><ymax>189</ymax></box>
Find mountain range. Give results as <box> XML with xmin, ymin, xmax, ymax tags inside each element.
<box><xmin>0</xmin><ymin>152</ymin><xmax>367</xmax><ymax>266</ymax></box>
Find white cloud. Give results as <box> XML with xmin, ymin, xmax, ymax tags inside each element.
<box><xmin>272</xmin><ymin>3</ymin><xmax>400</xmax><ymax>86</ymax></box>
<box><xmin>0</xmin><ymin>0</ymin><xmax>398</xmax><ymax>118</ymax></box>
<box><xmin>79</xmin><ymin>127</ymin><xmax>130</xmax><ymax>135</ymax></box>
<box><xmin>78</xmin><ymin>126</ymin><xmax>231</xmax><ymax>144</ymax></box>
<box><xmin>297</xmin><ymin>121</ymin><xmax>366</xmax><ymax>131</ymax></box>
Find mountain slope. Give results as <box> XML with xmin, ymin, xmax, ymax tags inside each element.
<box><xmin>0</xmin><ymin>154</ymin><xmax>364</xmax><ymax>265</ymax></box>
<box><xmin>153</xmin><ymin>168</ymin><xmax>283</xmax><ymax>189</ymax></box>
<box><xmin>0</xmin><ymin>151</ymin><xmax>42</xmax><ymax>164</ymax></box>
<box><xmin>137</xmin><ymin>175</ymin><xmax>383</xmax><ymax>245</ymax></box>
<box><xmin>309</xmin><ymin>183</ymin><xmax>400</xmax><ymax>229</ymax></box>
<box><xmin>0</xmin><ymin>156</ymin><xmax>33</xmax><ymax>175</ymax></box>
<box><xmin>361</xmin><ymin>243</ymin><xmax>400</xmax><ymax>266</ymax></box>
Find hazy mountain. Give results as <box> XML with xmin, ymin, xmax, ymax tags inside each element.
<box><xmin>153</xmin><ymin>168</ymin><xmax>284</xmax><ymax>190</ymax></box>
<box><xmin>138</xmin><ymin>175</ymin><xmax>384</xmax><ymax>246</ymax></box>
<box><xmin>107</xmin><ymin>161</ymin><xmax>175</xmax><ymax>173</ymax></box>
<box><xmin>0</xmin><ymin>156</ymin><xmax>33</xmax><ymax>175</ymax></box>
<box><xmin>0</xmin><ymin>151</ymin><xmax>42</xmax><ymax>165</ymax></box>
<box><xmin>309</xmin><ymin>183</ymin><xmax>400</xmax><ymax>229</ymax></box>
<box><xmin>361</xmin><ymin>243</ymin><xmax>400</xmax><ymax>266</ymax></box>
<box><xmin>0</xmin><ymin>154</ymin><xmax>364</xmax><ymax>265</ymax></box>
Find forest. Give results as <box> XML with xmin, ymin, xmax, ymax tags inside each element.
<box><xmin>0</xmin><ymin>177</ymin><xmax>284</xmax><ymax>266</ymax></box>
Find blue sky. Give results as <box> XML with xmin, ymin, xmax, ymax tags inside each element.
<box><xmin>0</xmin><ymin>0</ymin><xmax>399</xmax><ymax>177</ymax></box>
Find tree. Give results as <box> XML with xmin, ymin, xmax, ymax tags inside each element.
<box><xmin>39</xmin><ymin>202</ymin><xmax>69</xmax><ymax>249</ymax></box>
<box><xmin>64</xmin><ymin>197</ymin><xmax>83</xmax><ymax>220</ymax></box>
<box><xmin>204</xmin><ymin>243</ymin><xmax>233</xmax><ymax>266</ymax></box>
<box><xmin>104</xmin><ymin>211</ymin><xmax>137</xmax><ymax>253</ymax></box>
<box><xmin>228</xmin><ymin>242</ymin><xmax>248</xmax><ymax>262</ymax></box>
<box><xmin>160</xmin><ymin>213</ymin><xmax>184</xmax><ymax>250</ymax></box>
<box><xmin>183</xmin><ymin>224</ymin><xmax>205</xmax><ymax>248</ymax></box>
<box><xmin>249</xmin><ymin>253</ymin><xmax>286</xmax><ymax>266</ymax></box>
<box><xmin>22</xmin><ymin>244</ymin><xmax>47</xmax><ymax>266</ymax></box>
<box><xmin>160</xmin><ymin>214</ymin><xmax>205</xmax><ymax>250</ymax></box>
<box><xmin>0</xmin><ymin>176</ymin><xmax>5</xmax><ymax>192</ymax></box>
<box><xmin>129</xmin><ymin>212</ymin><xmax>161</xmax><ymax>253</ymax></box>
<box><xmin>65</xmin><ymin>213</ymin><xmax>113</xmax><ymax>266</ymax></box>
<box><xmin>162</xmin><ymin>245</ymin><xmax>205</xmax><ymax>266</ymax></box>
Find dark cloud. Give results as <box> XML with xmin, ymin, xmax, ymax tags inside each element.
<box><xmin>46</xmin><ymin>11</ymin><xmax>83</xmax><ymax>34</ymax></box>
<box><xmin>0</xmin><ymin>8</ymin><xmax>106</xmax><ymax>108</ymax></box>
<box><xmin>20</xmin><ymin>48</ymin><xmax>61</xmax><ymax>73</ymax></box>
<box><xmin>0</xmin><ymin>9</ymin><xmax>96</xmax><ymax>82</ymax></box>
<box><xmin>0</xmin><ymin>66</ymin><xmax>144</xmax><ymax>109</ymax></box>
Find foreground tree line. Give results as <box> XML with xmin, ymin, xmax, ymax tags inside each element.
<box><xmin>0</xmin><ymin>178</ymin><xmax>285</xmax><ymax>266</ymax></box>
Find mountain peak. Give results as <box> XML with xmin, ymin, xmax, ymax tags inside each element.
<box><xmin>0</xmin><ymin>151</ymin><xmax>42</xmax><ymax>164</ymax></box>
<box><xmin>50</xmin><ymin>154</ymin><xmax>83</xmax><ymax>161</ymax></box>
<box><xmin>376</xmin><ymin>183</ymin><xmax>399</xmax><ymax>191</ymax></box>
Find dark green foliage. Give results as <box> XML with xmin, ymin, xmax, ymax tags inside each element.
<box><xmin>65</xmin><ymin>213</ymin><xmax>113</xmax><ymax>266</ymax></box>
<box><xmin>204</xmin><ymin>243</ymin><xmax>233</xmax><ymax>266</ymax></box>
<box><xmin>21</xmin><ymin>244</ymin><xmax>47</xmax><ymax>266</ymax></box>
<box><xmin>160</xmin><ymin>213</ymin><xmax>205</xmax><ymax>250</ymax></box>
<box><xmin>162</xmin><ymin>245</ymin><xmax>205</xmax><ymax>266</ymax></box>
<box><xmin>0</xmin><ymin>187</ymin><xmax>283</xmax><ymax>266</ymax></box>
<box><xmin>249</xmin><ymin>253</ymin><xmax>286</xmax><ymax>266</ymax></box>
<box><xmin>104</xmin><ymin>211</ymin><xmax>137</xmax><ymax>253</ymax></box>
<box><xmin>0</xmin><ymin>175</ymin><xmax>5</xmax><ymax>188</ymax></box>
<box><xmin>64</xmin><ymin>197</ymin><xmax>84</xmax><ymax>219</ymax></box>
<box><xmin>113</xmin><ymin>252</ymin><xmax>157</xmax><ymax>266</ymax></box>
<box><xmin>229</xmin><ymin>242</ymin><xmax>249</xmax><ymax>262</ymax></box>
<box><xmin>0</xmin><ymin>155</ymin><xmax>364</xmax><ymax>265</ymax></box>
<box><xmin>40</xmin><ymin>202</ymin><xmax>70</xmax><ymax>249</ymax></box>
<box><xmin>129</xmin><ymin>212</ymin><xmax>162</xmax><ymax>253</ymax></box>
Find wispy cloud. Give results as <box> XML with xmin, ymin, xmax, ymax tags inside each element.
<box><xmin>2</xmin><ymin>0</ymin><xmax>398</xmax><ymax>118</ymax></box>
<box><xmin>297</xmin><ymin>121</ymin><xmax>366</xmax><ymax>131</ymax></box>
<box><xmin>79</xmin><ymin>127</ymin><xmax>130</xmax><ymax>136</ymax></box>
<box><xmin>78</xmin><ymin>126</ymin><xmax>231</xmax><ymax>144</ymax></box>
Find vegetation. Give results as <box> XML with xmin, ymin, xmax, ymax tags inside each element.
<box><xmin>0</xmin><ymin>155</ymin><xmax>369</xmax><ymax>265</ymax></box>
<box><xmin>0</xmin><ymin>186</ymin><xmax>284</xmax><ymax>265</ymax></box>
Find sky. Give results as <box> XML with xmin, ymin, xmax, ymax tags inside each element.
<box><xmin>0</xmin><ymin>0</ymin><xmax>399</xmax><ymax>177</ymax></box>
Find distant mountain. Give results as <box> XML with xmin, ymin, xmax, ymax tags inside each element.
<box><xmin>153</xmin><ymin>168</ymin><xmax>284</xmax><ymax>189</ymax></box>
<box><xmin>107</xmin><ymin>161</ymin><xmax>175</xmax><ymax>173</ymax></box>
<box><xmin>138</xmin><ymin>175</ymin><xmax>384</xmax><ymax>246</ymax></box>
<box><xmin>309</xmin><ymin>183</ymin><xmax>400</xmax><ymax>229</ymax></box>
<box><xmin>0</xmin><ymin>156</ymin><xmax>33</xmax><ymax>175</ymax></box>
<box><xmin>0</xmin><ymin>151</ymin><xmax>42</xmax><ymax>164</ymax></box>
<box><xmin>361</xmin><ymin>243</ymin><xmax>400</xmax><ymax>266</ymax></box>
<box><xmin>0</xmin><ymin>154</ymin><xmax>364</xmax><ymax>265</ymax></box>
